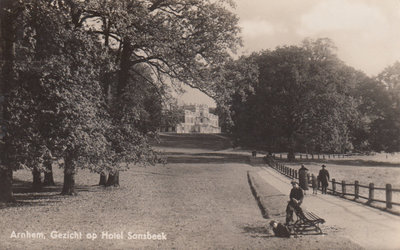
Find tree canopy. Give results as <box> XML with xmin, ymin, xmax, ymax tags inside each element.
<box><xmin>0</xmin><ymin>0</ymin><xmax>242</xmax><ymax>199</ymax></box>
<box><xmin>220</xmin><ymin>38</ymin><xmax>400</xmax><ymax>159</ymax></box>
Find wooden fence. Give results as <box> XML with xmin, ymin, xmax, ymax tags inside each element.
<box><xmin>271</xmin><ymin>153</ymin><xmax>350</xmax><ymax>160</ymax></box>
<box><xmin>265</xmin><ymin>157</ymin><xmax>400</xmax><ymax>210</ymax></box>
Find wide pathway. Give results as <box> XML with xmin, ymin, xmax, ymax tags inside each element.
<box><xmin>257</xmin><ymin>166</ymin><xmax>400</xmax><ymax>249</ymax></box>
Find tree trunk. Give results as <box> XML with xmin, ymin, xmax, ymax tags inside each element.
<box><xmin>32</xmin><ymin>166</ymin><xmax>42</xmax><ymax>191</ymax></box>
<box><xmin>287</xmin><ymin>134</ymin><xmax>296</xmax><ymax>161</ymax></box>
<box><xmin>61</xmin><ymin>155</ymin><xmax>76</xmax><ymax>195</ymax></box>
<box><xmin>43</xmin><ymin>160</ymin><xmax>55</xmax><ymax>186</ymax></box>
<box><xmin>287</xmin><ymin>150</ymin><xmax>296</xmax><ymax>161</ymax></box>
<box><xmin>0</xmin><ymin>0</ymin><xmax>17</xmax><ymax>203</ymax></box>
<box><xmin>106</xmin><ymin>171</ymin><xmax>120</xmax><ymax>187</ymax></box>
<box><xmin>99</xmin><ymin>171</ymin><xmax>107</xmax><ymax>186</ymax></box>
<box><xmin>0</xmin><ymin>168</ymin><xmax>13</xmax><ymax>202</ymax></box>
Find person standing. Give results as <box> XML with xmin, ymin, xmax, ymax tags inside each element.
<box><xmin>319</xmin><ymin>165</ymin><xmax>330</xmax><ymax>194</ymax></box>
<box><xmin>298</xmin><ymin>164</ymin><xmax>309</xmax><ymax>194</ymax></box>
<box><xmin>286</xmin><ymin>180</ymin><xmax>304</xmax><ymax>225</ymax></box>
<box><xmin>311</xmin><ymin>173</ymin><xmax>318</xmax><ymax>194</ymax></box>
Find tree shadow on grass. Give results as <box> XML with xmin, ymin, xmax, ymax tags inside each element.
<box><xmin>154</xmin><ymin>134</ymin><xmax>233</xmax><ymax>151</ymax></box>
<box><xmin>165</xmin><ymin>152</ymin><xmax>249</xmax><ymax>164</ymax></box>
<box><xmin>327</xmin><ymin>159</ymin><xmax>400</xmax><ymax>167</ymax></box>
<box><xmin>285</xmin><ymin>159</ymin><xmax>400</xmax><ymax>168</ymax></box>
<box><xmin>0</xmin><ymin>179</ymin><xmax>97</xmax><ymax>209</ymax></box>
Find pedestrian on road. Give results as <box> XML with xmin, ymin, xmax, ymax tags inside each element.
<box><xmin>286</xmin><ymin>180</ymin><xmax>304</xmax><ymax>225</ymax></box>
<box><xmin>311</xmin><ymin>173</ymin><xmax>318</xmax><ymax>194</ymax></box>
<box><xmin>319</xmin><ymin>165</ymin><xmax>330</xmax><ymax>194</ymax></box>
<box><xmin>298</xmin><ymin>164</ymin><xmax>309</xmax><ymax>194</ymax></box>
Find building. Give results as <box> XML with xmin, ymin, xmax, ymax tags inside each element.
<box><xmin>160</xmin><ymin>104</ymin><xmax>221</xmax><ymax>134</ymax></box>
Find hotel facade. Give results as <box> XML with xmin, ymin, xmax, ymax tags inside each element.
<box><xmin>160</xmin><ymin>104</ymin><xmax>221</xmax><ymax>134</ymax></box>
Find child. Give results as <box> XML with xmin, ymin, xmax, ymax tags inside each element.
<box><xmin>312</xmin><ymin>173</ymin><xmax>318</xmax><ymax>194</ymax></box>
<box><xmin>269</xmin><ymin>220</ymin><xmax>291</xmax><ymax>238</ymax></box>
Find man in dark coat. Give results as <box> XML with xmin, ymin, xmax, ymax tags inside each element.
<box><xmin>319</xmin><ymin>165</ymin><xmax>330</xmax><ymax>194</ymax></box>
<box><xmin>286</xmin><ymin>180</ymin><xmax>304</xmax><ymax>225</ymax></box>
<box><xmin>298</xmin><ymin>164</ymin><xmax>309</xmax><ymax>193</ymax></box>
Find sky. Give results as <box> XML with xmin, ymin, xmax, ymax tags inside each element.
<box><xmin>179</xmin><ymin>0</ymin><xmax>400</xmax><ymax>107</ymax></box>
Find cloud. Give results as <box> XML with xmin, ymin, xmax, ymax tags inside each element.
<box><xmin>298</xmin><ymin>0</ymin><xmax>388</xmax><ymax>36</ymax></box>
<box><xmin>239</xmin><ymin>19</ymin><xmax>276</xmax><ymax>38</ymax></box>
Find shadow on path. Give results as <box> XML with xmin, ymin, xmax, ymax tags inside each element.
<box><xmin>165</xmin><ymin>152</ymin><xmax>249</xmax><ymax>164</ymax></box>
<box><xmin>1</xmin><ymin>179</ymin><xmax>97</xmax><ymax>209</ymax></box>
<box><xmin>285</xmin><ymin>159</ymin><xmax>400</xmax><ymax>168</ymax></box>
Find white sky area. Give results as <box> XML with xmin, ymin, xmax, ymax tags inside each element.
<box><xmin>178</xmin><ymin>0</ymin><xmax>400</xmax><ymax>107</ymax></box>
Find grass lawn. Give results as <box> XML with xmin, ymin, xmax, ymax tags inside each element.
<box><xmin>0</xmin><ymin>134</ymin><xmax>387</xmax><ymax>249</ymax></box>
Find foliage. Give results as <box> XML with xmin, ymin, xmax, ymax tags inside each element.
<box><xmin>1</xmin><ymin>0</ymin><xmax>242</xmax><ymax>195</ymax></box>
<box><xmin>212</xmin><ymin>56</ymin><xmax>259</xmax><ymax>132</ymax></box>
<box><xmin>371</xmin><ymin>61</ymin><xmax>400</xmax><ymax>152</ymax></box>
<box><xmin>226</xmin><ymin>38</ymin><xmax>363</xmax><ymax>156</ymax></box>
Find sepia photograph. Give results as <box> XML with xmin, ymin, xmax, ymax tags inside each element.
<box><xmin>1</xmin><ymin>0</ymin><xmax>400</xmax><ymax>249</ymax></box>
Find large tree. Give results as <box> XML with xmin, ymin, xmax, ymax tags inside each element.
<box><xmin>0</xmin><ymin>0</ymin><xmax>242</xmax><ymax>199</ymax></box>
<box><xmin>64</xmin><ymin>0</ymin><xmax>242</xmax><ymax>185</ymax></box>
<box><xmin>227</xmin><ymin>38</ymin><xmax>361</xmax><ymax>159</ymax></box>
<box><xmin>371</xmin><ymin>61</ymin><xmax>400</xmax><ymax>152</ymax></box>
<box><xmin>0</xmin><ymin>0</ymin><xmax>23</xmax><ymax>202</ymax></box>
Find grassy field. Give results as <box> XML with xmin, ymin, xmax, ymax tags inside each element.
<box><xmin>0</xmin><ymin>133</ymin><xmax>366</xmax><ymax>249</ymax></box>
<box><xmin>259</xmin><ymin>151</ymin><xmax>400</xmax><ymax>213</ymax></box>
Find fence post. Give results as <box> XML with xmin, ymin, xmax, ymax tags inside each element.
<box><xmin>342</xmin><ymin>180</ymin><xmax>346</xmax><ymax>196</ymax></box>
<box><xmin>368</xmin><ymin>183</ymin><xmax>374</xmax><ymax>204</ymax></box>
<box><xmin>386</xmin><ymin>184</ymin><xmax>392</xmax><ymax>209</ymax></box>
<box><xmin>300</xmin><ymin>154</ymin><xmax>302</xmax><ymax>159</ymax></box>
<box><xmin>306</xmin><ymin>154</ymin><xmax>309</xmax><ymax>159</ymax></box>
<box><xmin>332</xmin><ymin>178</ymin><xmax>336</xmax><ymax>195</ymax></box>
<box><xmin>280</xmin><ymin>154</ymin><xmax>282</xmax><ymax>159</ymax></box>
<box><xmin>295</xmin><ymin>170</ymin><xmax>298</xmax><ymax>179</ymax></box>
<box><xmin>323</xmin><ymin>154</ymin><xmax>325</xmax><ymax>159</ymax></box>
<box><xmin>318</xmin><ymin>154</ymin><xmax>320</xmax><ymax>159</ymax></box>
<box><xmin>355</xmin><ymin>181</ymin><xmax>359</xmax><ymax>199</ymax></box>
<box><xmin>328</xmin><ymin>154</ymin><xmax>331</xmax><ymax>159</ymax></box>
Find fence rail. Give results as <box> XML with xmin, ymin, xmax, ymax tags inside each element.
<box><xmin>271</xmin><ymin>153</ymin><xmax>352</xmax><ymax>160</ymax></box>
<box><xmin>265</xmin><ymin>156</ymin><xmax>400</xmax><ymax>211</ymax></box>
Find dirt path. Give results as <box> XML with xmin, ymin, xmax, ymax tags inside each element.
<box><xmin>0</xmin><ymin>134</ymin><xmax>362</xmax><ymax>249</ymax></box>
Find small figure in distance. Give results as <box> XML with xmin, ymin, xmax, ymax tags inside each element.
<box><xmin>311</xmin><ymin>173</ymin><xmax>318</xmax><ymax>194</ymax></box>
<box><xmin>319</xmin><ymin>165</ymin><xmax>330</xmax><ymax>194</ymax></box>
<box><xmin>298</xmin><ymin>164</ymin><xmax>309</xmax><ymax>195</ymax></box>
<box><xmin>285</xmin><ymin>180</ymin><xmax>304</xmax><ymax>225</ymax></box>
<box><xmin>269</xmin><ymin>220</ymin><xmax>291</xmax><ymax>238</ymax></box>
